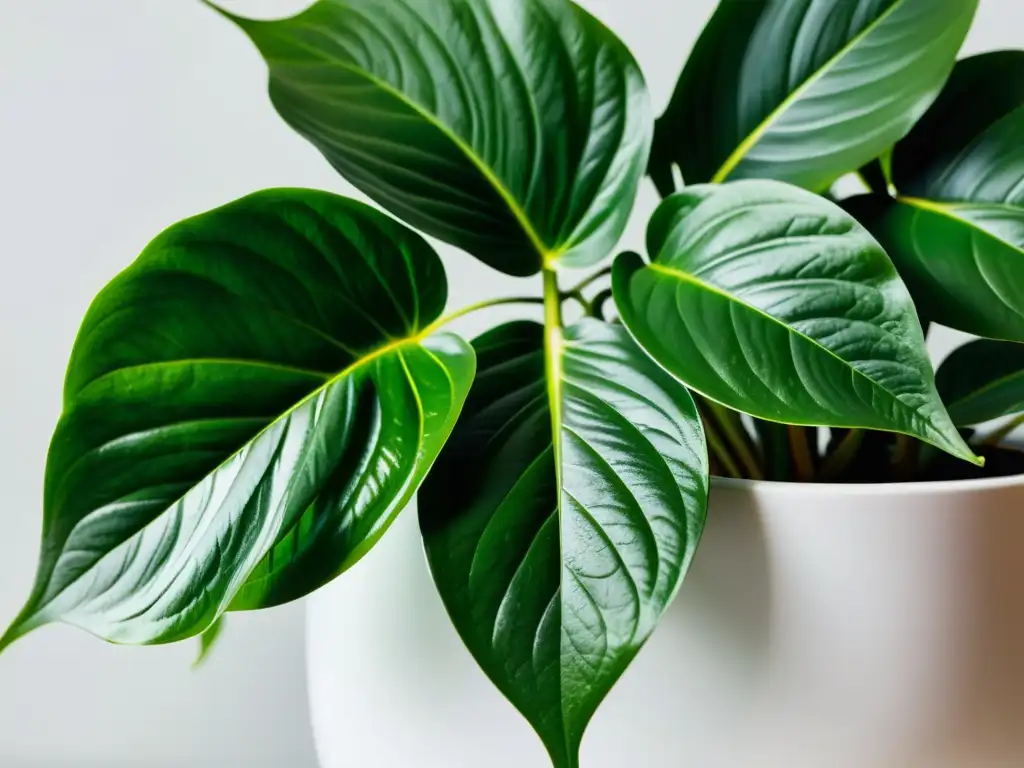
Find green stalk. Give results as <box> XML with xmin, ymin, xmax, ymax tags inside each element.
<box><xmin>891</xmin><ymin>433</ymin><xmax>921</xmax><ymax>481</ymax></box>
<box><xmin>565</xmin><ymin>265</ymin><xmax>613</xmax><ymax>296</ymax></box>
<box><xmin>788</xmin><ymin>426</ymin><xmax>816</xmax><ymax>482</ymax></box>
<box><xmin>820</xmin><ymin>429</ymin><xmax>864</xmax><ymax>482</ymax></box>
<box><xmin>704</xmin><ymin>402</ymin><xmax>764</xmax><ymax>480</ymax></box>
<box><xmin>699</xmin><ymin>406</ymin><xmax>743</xmax><ymax>479</ymax></box>
<box><xmin>426</xmin><ymin>295</ymin><xmax>544</xmax><ymax>332</ymax></box>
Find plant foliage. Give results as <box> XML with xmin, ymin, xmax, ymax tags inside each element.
<box><xmin>6</xmin><ymin>1</ymin><xmax>1023</xmax><ymax>766</ymax></box>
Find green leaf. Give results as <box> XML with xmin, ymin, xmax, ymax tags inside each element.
<box><xmin>892</xmin><ymin>51</ymin><xmax>1024</xmax><ymax>201</ymax></box>
<box><xmin>650</xmin><ymin>0</ymin><xmax>977</xmax><ymax>194</ymax></box>
<box><xmin>0</xmin><ymin>189</ymin><xmax>474</xmax><ymax>651</ymax></box>
<box><xmin>194</xmin><ymin>616</ymin><xmax>226</xmax><ymax>669</ymax></box>
<box><xmin>864</xmin><ymin>53</ymin><xmax>1024</xmax><ymax>340</ymax></box>
<box><xmin>208</xmin><ymin>0</ymin><xmax>652</xmax><ymax>277</ymax></box>
<box><xmin>612</xmin><ymin>179</ymin><xmax>979</xmax><ymax>465</ymax></box>
<box><xmin>419</xmin><ymin>319</ymin><xmax>708</xmax><ymax>768</ymax></box>
<box><xmin>936</xmin><ymin>339</ymin><xmax>1024</xmax><ymax>426</ymax></box>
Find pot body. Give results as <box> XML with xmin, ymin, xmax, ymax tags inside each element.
<box><xmin>307</xmin><ymin>476</ymin><xmax>1024</xmax><ymax>767</ymax></box>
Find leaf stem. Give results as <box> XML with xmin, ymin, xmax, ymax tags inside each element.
<box><xmin>542</xmin><ymin>267</ymin><xmax>565</xmax><ymax>495</ymax></box>
<box><xmin>425</xmin><ymin>296</ymin><xmax>544</xmax><ymax>334</ymax></box>
<box><xmin>788</xmin><ymin>426</ymin><xmax>816</xmax><ymax>482</ymax></box>
<box><xmin>699</xmin><ymin>405</ymin><xmax>744</xmax><ymax>479</ymax></box>
<box><xmin>891</xmin><ymin>433</ymin><xmax>920</xmax><ymax>481</ymax></box>
<box><xmin>820</xmin><ymin>429</ymin><xmax>864</xmax><ymax>482</ymax></box>
<box><xmin>566</xmin><ymin>265</ymin><xmax>613</xmax><ymax>296</ymax></box>
<box><xmin>704</xmin><ymin>402</ymin><xmax>764</xmax><ymax>480</ymax></box>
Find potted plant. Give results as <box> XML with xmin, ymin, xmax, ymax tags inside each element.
<box><xmin>3</xmin><ymin>0</ymin><xmax>1023</xmax><ymax>765</ymax></box>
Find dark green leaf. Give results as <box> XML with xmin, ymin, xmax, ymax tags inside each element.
<box><xmin>613</xmin><ymin>180</ymin><xmax>979</xmax><ymax>465</ymax></box>
<box><xmin>866</xmin><ymin>198</ymin><xmax>1024</xmax><ymax>340</ymax></box>
<box><xmin>208</xmin><ymin>0</ymin><xmax>652</xmax><ymax>277</ymax></box>
<box><xmin>936</xmin><ymin>339</ymin><xmax>1024</xmax><ymax>425</ymax></box>
<box><xmin>866</xmin><ymin>53</ymin><xmax>1024</xmax><ymax>340</ymax></box>
<box><xmin>650</xmin><ymin>0</ymin><xmax>976</xmax><ymax>194</ymax></box>
<box><xmin>0</xmin><ymin>189</ymin><xmax>474</xmax><ymax>651</ymax></box>
<box><xmin>892</xmin><ymin>51</ymin><xmax>1024</xmax><ymax>200</ymax></box>
<box><xmin>420</xmin><ymin>319</ymin><xmax>708</xmax><ymax>768</ymax></box>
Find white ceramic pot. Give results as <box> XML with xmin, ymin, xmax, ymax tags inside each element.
<box><xmin>307</xmin><ymin>475</ymin><xmax>1024</xmax><ymax>767</ymax></box>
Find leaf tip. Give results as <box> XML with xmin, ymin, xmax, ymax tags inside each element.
<box><xmin>193</xmin><ymin>616</ymin><xmax>226</xmax><ymax>670</ymax></box>
<box><xmin>0</xmin><ymin>616</ymin><xmax>31</xmax><ymax>657</ymax></box>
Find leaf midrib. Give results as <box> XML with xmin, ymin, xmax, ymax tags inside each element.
<box><xmin>258</xmin><ymin>22</ymin><xmax>563</xmax><ymax>267</ymax></box>
<box><xmin>712</xmin><ymin>0</ymin><xmax>908</xmax><ymax>183</ymax></box>
<box><xmin>646</xmin><ymin>261</ymin><xmax>945</xmax><ymax>441</ymax></box>
<box><xmin>900</xmin><ymin>196</ymin><xmax>1024</xmax><ymax>258</ymax></box>
<box><xmin>32</xmin><ymin>333</ymin><xmax>438</xmax><ymax>623</ymax></box>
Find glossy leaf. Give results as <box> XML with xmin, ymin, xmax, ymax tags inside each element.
<box><xmin>0</xmin><ymin>189</ymin><xmax>474</xmax><ymax>651</ymax></box>
<box><xmin>892</xmin><ymin>51</ymin><xmax>1024</xmax><ymax>200</ymax></box>
<box><xmin>936</xmin><ymin>339</ymin><xmax>1024</xmax><ymax>426</ymax></box>
<box><xmin>650</xmin><ymin>0</ymin><xmax>977</xmax><ymax>194</ymax></box>
<box><xmin>613</xmin><ymin>180</ymin><xmax>979</xmax><ymax>464</ymax></box>
<box><xmin>420</xmin><ymin>319</ymin><xmax>708</xmax><ymax>768</ymax></box>
<box><xmin>866</xmin><ymin>53</ymin><xmax>1024</xmax><ymax>340</ymax></box>
<box><xmin>209</xmin><ymin>0</ymin><xmax>652</xmax><ymax>277</ymax></box>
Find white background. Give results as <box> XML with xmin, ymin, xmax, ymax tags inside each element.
<box><xmin>0</xmin><ymin>1</ymin><xmax>1020</xmax><ymax>766</ymax></box>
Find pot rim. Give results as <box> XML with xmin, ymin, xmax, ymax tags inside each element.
<box><xmin>711</xmin><ymin>471</ymin><xmax>1024</xmax><ymax>497</ymax></box>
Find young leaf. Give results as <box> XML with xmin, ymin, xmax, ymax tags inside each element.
<box><xmin>650</xmin><ymin>0</ymin><xmax>977</xmax><ymax>194</ymax></box>
<box><xmin>0</xmin><ymin>189</ymin><xmax>474</xmax><ymax>651</ymax></box>
<box><xmin>866</xmin><ymin>53</ymin><xmax>1024</xmax><ymax>340</ymax></box>
<box><xmin>613</xmin><ymin>180</ymin><xmax>979</xmax><ymax>465</ymax></box>
<box><xmin>936</xmin><ymin>339</ymin><xmax>1024</xmax><ymax>426</ymax></box>
<box><xmin>420</xmin><ymin>320</ymin><xmax>708</xmax><ymax>768</ymax></box>
<box><xmin>207</xmin><ymin>0</ymin><xmax>652</xmax><ymax>277</ymax></box>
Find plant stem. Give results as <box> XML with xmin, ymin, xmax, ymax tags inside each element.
<box><xmin>820</xmin><ymin>429</ymin><xmax>864</xmax><ymax>481</ymax></box>
<box><xmin>705</xmin><ymin>401</ymin><xmax>764</xmax><ymax>480</ymax></box>
<box><xmin>891</xmin><ymin>433</ymin><xmax>920</xmax><ymax>481</ymax></box>
<box><xmin>788</xmin><ymin>426</ymin><xmax>816</xmax><ymax>482</ymax></box>
<box><xmin>590</xmin><ymin>287</ymin><xmax>614</xmax><ymax>320</ymax></box>
<box><xmin>699</xmin><ymin>405</ymin><xmax>743</xmax><ymax>479</ymax></box>
<box><xmin>566</xmin><ymin>265</ymin><xmax>613</xmax><ymax>296</ymax></box>
<box><xmin>543</xmin><ymin>269</ymin><xmax>565</xmax><ymax>489</ymax></box>
<box><xmin>562</xmin><ymin>290</ymin><xmax>591</xmax><ymax>315</ymax></box>
<box><xmin>425</xmin><ymin>295</ymin><xmax>544</xmax><ymax>333</ymax></box>
<box><xmin>982</xmin><ymin>413</ymin><xmax>1024</xmax><ymax>447</ymax></box>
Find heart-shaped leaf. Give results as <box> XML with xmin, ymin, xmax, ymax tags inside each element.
<box><xmin>865</xmin><ymin>53</ymin><xmax>1024</xmax><ymax>340</ymax></box>
<box><xmin>613</xmin><ymin>180</ymin><xmax>978</xmax><ymax>464</ymax></box>
<box><xmin>208</xmin><ymin>0</ymin><xmax>652</xmax><ymax>277</ymax></box>
<box><xmin>420</xmin><ymin>319</ymin><xmax>708</xmax><ymax>768</ymax></box>
<box><xmin>936</xmin><ymin>339</ymin><xmax>1024</xmax><ymax>426</ymax></box>
<box><xmin>650</xmin><ymin>0</ymin><xmax>977</xmax><ymax>194</ymax></box>
<box><xmin>0</xmin><ymin>189</ymin><xmax>474</xmax><ymax>651</ymax></box>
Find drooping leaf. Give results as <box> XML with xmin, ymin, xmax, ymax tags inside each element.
<box><xmin>0</xmin><ymin>189</ymin><xmax>474</xmax><ymax>651</ymax></box>
<box><xmin>420</xmin><ymin>319</ymin><xmax>708</xmax><ymax>768</ymax></box>
<box><xmin>865</xmin><ymin>53</ymin><xmax>1024</xmax><ymax>340</ymax></box>
<box><xmin>650</xmin><ymin>0</ymin><xmax>977</xmax><ymax>194</ymax></box>
<box><xmin>936</xmin><ymin>339</ymin><xmax>1024</xmax><ymax>426</ymax></box>
<box><xmin>612</xmin><ymin>179</ymin><xmax>979</xmax><ymax>465</ymax></box>
<box><xmin>208</xmin><ymin>0</ymin><xmax>652</xmax><ymax>277</ymax></box>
